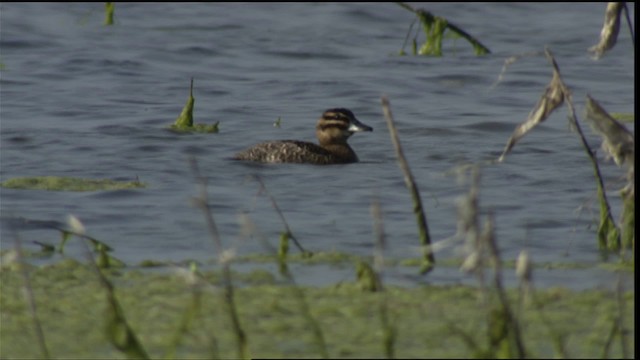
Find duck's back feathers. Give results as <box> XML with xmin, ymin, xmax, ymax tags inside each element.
<box><xmin>233</xmin><ymin>140</ymin><xmax>357</xmax><ymax>164</ymax></box>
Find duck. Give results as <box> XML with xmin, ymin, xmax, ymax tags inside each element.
<box><xmin>233</xmin><ymin>108</ymin><xmax>373</xmax><ymax>164</ymax></box>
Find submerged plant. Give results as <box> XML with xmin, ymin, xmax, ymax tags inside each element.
<box><xmin>397</xmin><ymin>2</ymin><xmax>490</xmax><ymax>56</ymax></box>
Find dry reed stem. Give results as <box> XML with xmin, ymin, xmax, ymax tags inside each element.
<box><xmin>381</xmin><ymin>96</ymin><xmax>434</xmax><ymax>274</ymax></box>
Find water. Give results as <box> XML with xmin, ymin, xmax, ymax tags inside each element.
<box><xmin>0</xmin><ymin>3</ymin><xmax>634</xmax><ymax>290</ymax></box>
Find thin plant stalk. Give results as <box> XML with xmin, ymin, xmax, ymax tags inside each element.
<box><xmin>496</xmin><ymin>48</ymin><xmax>621</xmax><ymax>251</ymax></box>
<box><xmin>622</xmin><ymin>3</ymin><xmax>635</xmax><ymax>46</ymax></box>
<box><xmin>516</xmin><ymin>250</ymin><xmax>569</xmax><ymax>358</ymax></box>
<box><xmin>381</xmin><ymin>96</ymin><xmax>434</xmax><ymax>274</ymax></box>
<box><xmin>240</xmin><ymin>215</ymin><xmax>329</xmax><ymax>359</ymax></box>
<box><xmin>371</xmin><ymin>196</ymin><xmax>395</xmax><ymax>359</ymax></box>
<box><xmin>558</xmin><ymin>78</ymin><xmax>620</xmax><ymax>251</ymax></box>
<box><xmin>253</xmin><ymin>175</ymin><xmax>310</xmax><ymax>256</ymax></box>
<box><xmin>75</xmin><ymin>230</ymin><xmax>149</xmax><ymax>360</ymax></box>
<box><xmin>163</xmin><ymin>263</ymin><xmax>219</xmax><ymax>360</ymax></box>
<box><xmin>458</xmin><ymin>165</ymin><xmax>488</xmax><ymax>303</ymax></box>
<box><xmin>189</xmin><ymin>157</ymin><xmax>249</xmax><ymax>360</ymax></box>
<box><xmin>12</xmin><ymin>232</ymin><xmax>51</xmax><ymax>360</ymax></box>
<box><xmin>600</xmin><ymin>278</ymin><xmax>631</xmax><ymax>359</ymax></box>
<box><xmin>483</xmin><ymin>214</ymin><xmax>526</xmax><ymax>359</ymax></box>
<box><xmin>614</xmin><ymin>277</ymin><xmax>629</xmax><ymax>358</ymax></box>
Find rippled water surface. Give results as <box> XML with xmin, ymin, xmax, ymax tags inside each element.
<box><xmin>0</xmin><ymin>3</ymin><xmax>634</xmax><ymax>289</ymax></box>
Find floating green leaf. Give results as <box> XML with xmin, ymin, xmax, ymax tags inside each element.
<box><xmin>0</xmin><ymin>176</ymin><xmax>145</xmax><ymax>192</ymax></box>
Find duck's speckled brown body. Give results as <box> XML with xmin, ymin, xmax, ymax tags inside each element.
<box><xmin>234</xmin><ymin>108</ymin><xmax>372</xmax><ymax>165</ymax></box>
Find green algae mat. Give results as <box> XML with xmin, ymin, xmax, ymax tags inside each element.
<box><xmin>0</xmin><ymin>176</ymin><xmax>145</xmax><ymax>192</ymax></box>
<box><xmin>0</xmin><ymin>259</ymin><xmax>633</xmax><ymax>359</ymax></box>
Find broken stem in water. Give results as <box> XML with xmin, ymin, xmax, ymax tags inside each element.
<box><xmin>381</xmin><ymin>96</ymin><xmax>434</xmax><ymax>274</ymax></box>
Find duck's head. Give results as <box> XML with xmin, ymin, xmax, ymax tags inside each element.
<box><xmin>316</xmin><ymin>108</ymin><xmax>372</xmax><ymax>145</ymax></box>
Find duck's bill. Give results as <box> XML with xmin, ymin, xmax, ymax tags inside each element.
<box><xmin>348</xmin><ymin>118</ymin><xmax>373</xmax><ymax>132</ymax></box>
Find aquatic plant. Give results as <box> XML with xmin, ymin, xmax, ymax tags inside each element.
<box><xmin>0</xmin><ymin>176</ymin><xmax>145</xmax><ymax>192</ymax></box>
<box><xmin>381</xmin><ymin>96</ymin><xmax>434</xmax><ymax>274</ymax></box>
<box><xmin>496</xmin><ymin>48</ymin><xmax>630</xmax><ymax>254</ymax></box>
<box><xmin>64</xmin><ymin>215</ymin><xmax>123</xmax><ymax>267</ymax></box>
<box><xmin>170</xmin><ymin>78</ymin><xmax>220</xmax><ymax>133</ymax></box>
<box><xmin>240</xmin><ymin>215</ymin><xmax>329</xmax><ymax>359</ymax></box>
<box><xmin>2</xmin><ymin>239</ymin><xmax>634</xmax><ymax>358</ymax></box>
<box><xmin>455</xmin><ymin>167</ymin><xmax>526</xmax><ymax>358</ymax></box>
<box><xmin>584</xmin><ymin>95</ymin><xmax>634</xmax><ymax>254</ymax></box>
<box><xmin>397</xmin><ymin>2</ymin><xmax>490</xmax><ymax>56</ymax></box>
<box><xmin>189</xmin><ymin>157</ymin><xmax>249</xmax><ymax>359</ymax></box>
<box><xmin>104</xmin><ymin>2</ymin><xmax>114</xmax><ymax>26</ymax></box>
<box><xmin>588</xmin><ymin>2</ymin><xmax>635</xmax><ymax>59</ymax></box>
<box><xmin>369</xmin><ymin>196</ymin><xmax>396</xmax><ymax>359</ymax></box>
<box><xmin>10</xmin><ymin>232</ymin><xmax>51</xmax><ymax>359</ymax></box>
<box><xmin>67</xmin><ymin>215</ymin><xmax>150</xmax><ymax>359</ymax></box>
<box><xmin>253</xmin><ymin>175</ymin><xmax>311</xmax><ymax>258</ymax></box>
